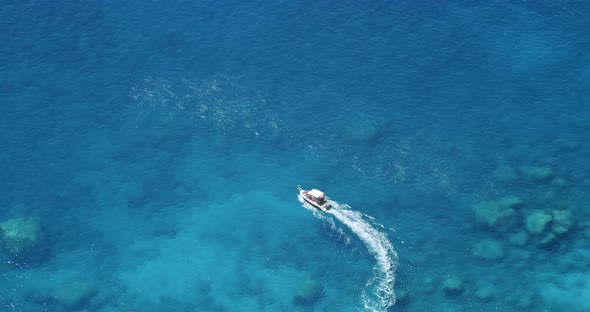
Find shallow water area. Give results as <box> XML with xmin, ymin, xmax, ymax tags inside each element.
<box><xmin>1</xmin><ymin>0</ymin><xmax>590</xmax><ymax>311</ymax></box>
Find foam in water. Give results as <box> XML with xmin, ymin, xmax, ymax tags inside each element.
<box><xmin>299</xmin><ymin>196</ymin><xmax>398</xmax><ymax>311</ymax></box>
<box><xmin>298</xmin><ymin>196</ymin><xmax>352</xmax><ymax>245</ymax></box>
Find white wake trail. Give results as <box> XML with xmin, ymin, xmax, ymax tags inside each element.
<box><xmin>300</xmin><ymin>196</ymin><xmax>398</xmax><ymax>311</ymax></box>
<box><xmin>298</xmin><ymin>196</ymin><xmax>352</xmax><ymax>245</ymax></box>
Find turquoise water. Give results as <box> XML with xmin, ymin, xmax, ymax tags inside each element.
<box><xmin>1</xmin><ymin>1</ymin><xmax>590</xmax><ymax>311</ymax></box>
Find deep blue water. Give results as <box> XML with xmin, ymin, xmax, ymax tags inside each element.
<box><xmin>1</xmin><ymin>0</ymin><xmax>590</xmax><ymax>311</ymax></box>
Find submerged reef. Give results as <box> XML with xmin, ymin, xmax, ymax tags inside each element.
<box><xmin>50</xmin><ymin>278</ymin><xmax>99</xmax><ymax>310</ymax></box>
<box><xmin>442</xmin><ymin>276</ymin><xmax>464</xmax><ymax>297</ymax></box>
<box><xmin>343</xmin><ymin>120</ymin><xmax>381</xmax><ymax>144</ymax></box>
<box><xmin>525</xmin><ymin>211</ymin><xmax>552</xmax><ymax>235</ymax></box>
<box><xmin>472</xmin><ymin>239</ymin><xmax>504</xmax><ymax>261</ymax></box>
<box><xmin>473</xmin><ymin>188</ymin><xmax>575</xmax><ymax>251</ymax></box>
<box><xmin>524</xmin><ymin>209</ymin><xmax>574</xmax><ymax>248</ymax></box>
<box><xmin>341</xmin><ymin>115</ymin><xmax>390</xmax><ymax>146</ymax></box>
<box><xmin>473</xmin><ymin>196</ymin><xmax>522</xmax><ymax>233</ymax></box>
<box><xmin>474</xmin><ymin>282</ymin><xmax>496</xmax><ymax>302</ymax></box>
<box><xmin>518</xmin><ymin>166</ymin><xmax>554</xmax><ymax>182</ymax></box>
<box><xmin>293</xmin><ymin>278</ymin><xmax>324</xmax><ymax>306</ymax></box>
<box><xmin>25</xmin><ymin>275</ymin><xmax>100</xmax><ymax>311</ymax></box>
<box><xmin>0</xmin><ymin>216</ymin><xmax>42</xmax><ymax>259</ymax></box>
<box><xmin>390</xmin><ymin>160</ymin><xmax>585</xmax><ymax>311</ymax></box>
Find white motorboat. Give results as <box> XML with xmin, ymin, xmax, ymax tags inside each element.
<box><xmin>297</xmin><ymin>185</ymin><xmax>331</xmax><ymax>211</ymax></box>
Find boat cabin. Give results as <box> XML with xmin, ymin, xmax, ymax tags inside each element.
<box><xmin>306</xmin><ymin>189</ymin><xmax>326</xmax><ymax>205</ymax></box>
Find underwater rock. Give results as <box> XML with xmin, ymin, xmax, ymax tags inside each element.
<box><xmin>0</xmin><ymin>217</ymin><xmax>41</xmax><ymax>257</ymax></box>
<box><xmin>492</xmin><ymin>164</ymin><xmax>518</xmax><ymax>183</ymax></box>
<box><xmin>519</xmin><ymin>166</ymin><xmax>554</xmax><ymax>182</ymax></box>
<box><xmin>525</xmin><ymin>211</ymin><xmax>552</xmax><ymax>235</ymax></box>
<box><xmin>555</xmin><ymin>137</ymin><xmax>581</xmax><ymax>152</ymax></box>
<box><xmin>442</xmin><ymin>276</ymin><xmax>464</xmax><ymax>297</ymax></box>
<box><xmin>475</xmin><ymin>283</ymin><xmax>496</xmax><ymax>302</ymax></box>
<box><xmin>473</xmin><ymin>201</ymin><xmax>501</xmax><ymax>225</ymax></box>
<box><xmin>551</xmin><ymin>178</ymin><xmax>568</xmax><ymax>188</ymax></box>
<box><xmin>496</xmin><ymin>196</ymin><xmax>524</xmax><ymax>210</ymax></box>
<box><xmin>539</xmin><ymin>232</ymin><xmax>558</xmax><ymax>248</ymax></box>
<box><xmin>395</xmin><ymin>288</ymin><xmax>410</xmax><ymax>305</ymax></box>
<box><xmin>473</xmin><ymin>197</ymin><xmax>521</xmax><ymax>233</ymax></box>
<box><xmin>473</xmin><ymin>239</ymin><xmax>504</xmax><ymax>260</ymax></box>
<box><xmin>422</xmin><ymin>276</ymin><xmax>437</xmax><ymax>294</ymax></box>
<box><xmin>293</xmin><ymin>279</ymin><xmax>324</xmax><ymax>306</ymax></box>
<box><xmin>489</xmin><ymin>208</ymin><xmax>519</xmax><ymax>233</ymax></box>
<box><xmin>51</xmin><ymin>278</ymin><xmax>98</xmax><ymax>310</ymax></box>
<box><xmin>509</xmin><ymin>231</ymin><xmax>529</xmax><ymax>247</ymax></box>
<box><xmin>343</xmin><ymin>119</ymin><xmax>381</xmax><ymax>144</ymax></box>
<box><xmin>551</xmin><ymin>210</ymin><xmax>573</xmax><ymax>235</ymax></box>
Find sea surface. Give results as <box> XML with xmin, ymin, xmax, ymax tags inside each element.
<box><xmin>1</xmin><ymin>1</ymin><xmax>590</xmax><ymax>311</ymax></box>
